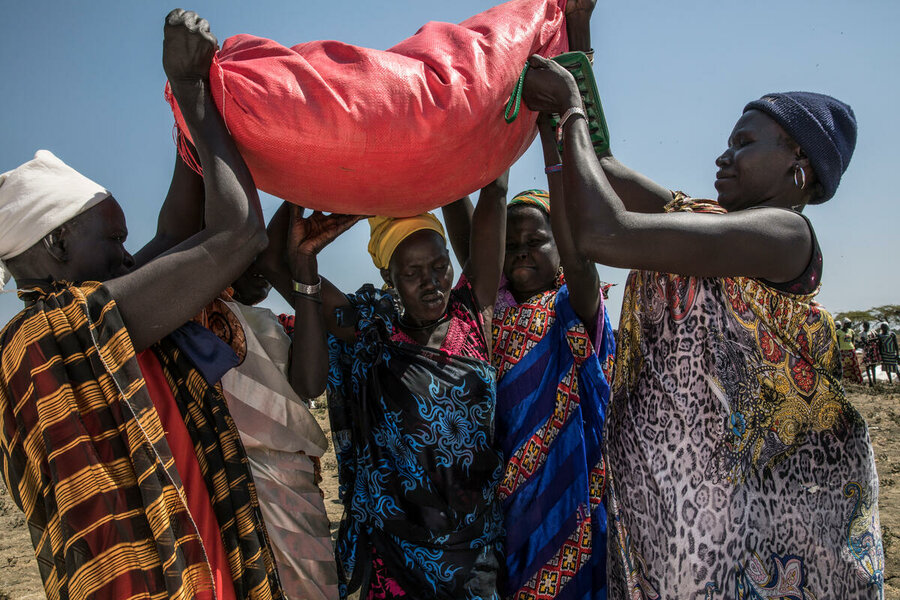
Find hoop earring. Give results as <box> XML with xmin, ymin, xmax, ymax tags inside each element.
<box><xmin>793</xmin><ymin>165</ymin><xmax>807</xmax><ymax>190</ymax></box>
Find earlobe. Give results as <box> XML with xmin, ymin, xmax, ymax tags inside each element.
<box><xmin>380</xmin><ymin>268</ymin><xmax>394</xmax><ymax>289</ymax></box>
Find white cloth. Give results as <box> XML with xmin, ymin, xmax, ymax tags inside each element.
<box><xmin>0</xmin><ymin>150</ymin><xmax>110</xmax><ymax>289</ymax></box>
<box><xmin>220</xmin><ymin>301</ymin><xmax>339</xmax><ymax>600</ymax></box>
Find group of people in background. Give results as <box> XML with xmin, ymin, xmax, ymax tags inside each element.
<box><xmin>838</xmin><ymin>318</ymin><xmax>900</xmax><ymax>385</ymax></box>
<box><xmin>0</xmin><ymin>3</ymin><xmax>887</xmax><ymax>600</ymax></box>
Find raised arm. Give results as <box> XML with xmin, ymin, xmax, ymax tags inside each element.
<box><xmin>441</xmin><ymin>196</ymin><xmax>474</xmax><ymax>269</ymax></box>
<box><xmin>521</xmin><ymin>55</ymin><xmax>812</xmax><ymax>282</ymax></box>
<box><xmin>564</xmin><ymin>0</ymin><xmax>672</xmax><ymax>214</ymax></box>
<box><xmin>565</xmin><ymin>0</ymin><xmax>594</xmax><ymax>54</ymax></box>
<box><xmin>256</xmin><ymin>202</ymin><xmax>355</xmax><ymax>336</ymax></box>
<box><xmin>132</xmin><ymin>140</ymin><xmax>205</xmax><ymax>267</ymax></box>
<box><xmin>105</xmin><ymin>10</ymin><xmax>267</xmax><ymax>351</ymax></box>
<box><xmin>284</xmin><ymin>207</ymin><xmax>361</xmax><ymax>397</ymax></box>
<box><xmin>462</xmin><ymin>172</ymin><xmax>508</xmax><ymax>313</ymax></box>
<box><xmin>537</xmin><ymin>115</ymin><xmax>600</xmax><ymax>328</ymax></box>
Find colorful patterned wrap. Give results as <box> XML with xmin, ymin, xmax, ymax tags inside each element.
<box><xmin>492</xmin><ymin>283</ymin><xmax>614</xmax><ymax>600</ymax></box>
<box><xmin>326</xmin><ymin>283</ymin><xmax>504</xmax><ymax>600</ymax></box>
<box><xmin>606</xmin><ymin>194</ymin><xmax>883</xmax><ymax>599</ymax></box>
<box><xmin>0</xmin><ymin>281</ymin><xmax>283</xmax><ymax>600</ymax></box>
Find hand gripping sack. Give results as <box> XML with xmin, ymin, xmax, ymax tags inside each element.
<box><xmin>167</xmin><ymin>0</ymin><xmax>569</xmax><ymax>216</ymax></box>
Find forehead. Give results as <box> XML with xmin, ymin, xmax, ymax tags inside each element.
<box><xmin>391</xmin><ymin>229</ymin><xmax>448</xmax><ymax>268</ymax></box>
<box><xmin>507</xmin><ymin>205</ymin><xmax>551</xmax><ymax>232</ymax></box>
<box><xmin>75</xmin><ymin>196</ymin><xmax>127</xmax><ymax>232</ymax></box>
<box><xmin>731</xmin><ymin>109</ymin><xmax>787</xmax><ymax>140</ymax></box>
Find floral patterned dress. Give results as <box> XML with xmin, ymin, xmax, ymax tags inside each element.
<box><xmin>606</xmin><ymin>195</ymin><xmax>884</xmax><ymax>599</ymax></box>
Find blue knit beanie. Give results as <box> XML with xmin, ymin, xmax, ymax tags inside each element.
<box><xmin>743</xmin><ymin>92</ymin><xmax>856</xmax><ymax>203</ymax></box>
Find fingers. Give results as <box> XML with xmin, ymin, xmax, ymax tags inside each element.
<box><xmin>289</xmin><ymin>204</ymin><xmax>301</xmax><ymax>218</ymax></box>
<box><xmin>165</xmin><ymin>9</ymin><xmax>213</xmax><ymax>38</ymax></box>
<box><xmin>166</xmin><ymin>8</ymin><xmax>185</xmax><ymax>26</ymax></box>
<box><xmin>528</xmin><ymin>54</ymin><xmax>552</xmax><ymax>69</ymax></box>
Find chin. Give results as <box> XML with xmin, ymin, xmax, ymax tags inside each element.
<box><xmin>716</xmin><ymin>194</ymin><xmax>735</xmax><ymax>211</ymax></box>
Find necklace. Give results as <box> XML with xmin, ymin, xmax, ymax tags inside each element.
<box><xmin>398</xmin><ymin>311</ymin><xmax>451</xmax><ymax>331</ymax></box>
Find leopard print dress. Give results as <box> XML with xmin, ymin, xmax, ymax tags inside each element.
<box><xmin>605</xmin><ymin>196</ymin><xmax>884</xmax><ymax>599</ymax></box>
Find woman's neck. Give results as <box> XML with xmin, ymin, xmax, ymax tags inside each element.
<box><xmin>397</xmin><ymin>316</ymin><xmax>451</xmax><ymax>349</ymax></box>
<box><xmin>511</xmin><ymin>283</ymin><xmax>554</xmax><ymax>305</ymax></box>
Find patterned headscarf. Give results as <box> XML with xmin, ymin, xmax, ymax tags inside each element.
<box><xmin>367</xmin><ymin>213</ymin><xmax>446</xmax><ymax>270</ymax></box>
<box><xmin>508</xmin><ymin>189</ymin><xmax>550</xmax><ymax>214</ymax></box>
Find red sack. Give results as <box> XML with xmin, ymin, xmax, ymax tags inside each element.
<box><xmin>167</xmin><ymin>0</ymin><xmax>568</xmax><ymax>216</ymax></box>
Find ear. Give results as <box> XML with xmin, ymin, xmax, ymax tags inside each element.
<box><xmin>43</xmin><ymin>225</ymin><xmax>69</xmax><ymax>263</ymax></box>
<box><xmin>380</xmin><ymin>268</ymin><xmax>393</xmax><ymax>288</ymax></box>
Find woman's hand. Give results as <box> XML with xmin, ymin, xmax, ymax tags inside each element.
<box><xmin>288</xmin><ymin>206</ymin><xmax>361</xmax><ymax>257</ymax></box>
<box><xmin>163</xmin><ymin>9</ymin><xmax>218</xmax><ymax>84</ymax></box>
<box><xmin>565</xmin><ymin>0</ymin><xmax>596</xmax><ymax>18</ymax></box>
<box><xmin>522</xmin><ymin>55</ymin><xmax>582</xmax><ymax>115</ymax></box>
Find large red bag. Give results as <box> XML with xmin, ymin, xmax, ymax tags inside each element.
<box><xmin>167</xmin><ymin>0</ymin><xmax>568</xmax><ymax>216</ymax></box>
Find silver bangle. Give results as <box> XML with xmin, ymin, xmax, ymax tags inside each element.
<box><xmin>557</xmin><ymin>106</ymin><xmax>586</xmax><ymax>143</ymax></box>
<box><xmin>292</xmin><ymin>276</ymin><xmax>322</xmax><ymax>296</ymax></box>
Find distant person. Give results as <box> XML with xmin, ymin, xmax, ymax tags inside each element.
<box><xmin>0</xmin><ymin>11</ymin><xmax>284</xmax><ymax>600</ymax></box>
<box><xmin>877</xmin><ymin>322</ymin><xmax>899</xmax><ymax>383</ymax></box>
<box><xmin>861</xmin><ymin>321</ymin><xmax>881</xmax><ymax>386</ymax></box>
<box><xmin>519</xmin><ymin>52</ymin><xmax>884</xmax><ymax>597</ymax></box>
<box><xmin>838</xmin><ymin>318</ymin><xmax>864</xmax><ymax>384</ymax></box>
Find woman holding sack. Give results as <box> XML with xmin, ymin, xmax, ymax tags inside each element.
<box><xmin>445</xmin><ymin>126</ymin><xmax>615</xmax><ymax>600</ymax></box>
<box><xmin>285</xmin><ymin>178</ymin><xmax>507</xmax><ymax>600</ymax></box>
<box><xmin>518</xmin><ymin>50</ymin><xmax>884</xmax><ymax>598</ymax></box>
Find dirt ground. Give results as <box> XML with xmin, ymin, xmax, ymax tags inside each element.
<box><xmin>2</xmin><ymin>387</ymin><xmax>899</xmax><ymax>599</ymax></box>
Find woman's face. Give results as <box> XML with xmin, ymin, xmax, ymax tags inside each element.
<box><xmin>62</xmin><ymin>197</ymin><xmax>135</xmax><ymax>283</ymax></box>
<box><xmin>714</xmin><ymin>109</ymin><xmax>799</xmax><ymax>212</ymax></box>
<box><xmin>386</xmin><ymin>229</ymin><xmax>454</xmax><ymax>325</ymax></box>
<box><xmin>503</xmin><ymin>205</ymin><xmax>560</xmax><ymax>300</ymax></box>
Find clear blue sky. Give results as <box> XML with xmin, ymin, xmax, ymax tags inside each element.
<box><xmin>1</xmin><ymin>1</ymin><xmax>898</xmax><ymax>328</ymax></box>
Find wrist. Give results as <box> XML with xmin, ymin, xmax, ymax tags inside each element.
<box><xmin>291</xmin><ymin>276</ymin><xmax>322</xmax><ymax>297</ymax></box>
<box><xmin>168</xmin><ymin>77</ymin><xmax>208</xmax><ymax>94</ymax></box>
<box><xmin>565</xmin><ymin>18</ymin><xmax>592</xmax><ymax>53</ymax></box>
<box><xmin>289</xmin><ymin>253</ymin><xmax>318</xmax><ymax>282</ymax></box>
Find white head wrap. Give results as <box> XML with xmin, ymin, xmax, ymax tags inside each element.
<box><xmin>0</xmin><ymin>150</ymin><xmax>110</xmax><ymax>290</ymax></box>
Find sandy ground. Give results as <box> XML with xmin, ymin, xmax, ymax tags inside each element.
<box><xmin>2</xmin><ymin>387</ymin><xmax>899</xmax><ymax>599</ymax></box>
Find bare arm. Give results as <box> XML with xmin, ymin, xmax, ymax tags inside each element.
<box><xmin>132</xmin><ymin>141</ymin><xmax>205</xmax><ymax>267</ymax></box>
<box><xmin>596</xmin><ymin>152</ymin><xmax>673</xmax><ymax>214</ymax></box>
<box><xmin>256</xmin><ymin>203</ymin><xmax>355</xmax><ymax>341</ymax></box>
<box><xmin>565</xmin><ymin>0</ymin><xmax>594</xmax><ymax>53</ymax></box>
<box><xmin>537</xmin><ymin>115</ymin><xmax>600</xmax><ymax>328</ymax></box>
<box><xmin>522</xmin><ymin>56</ymin><xmax>811</xmax><ymax>281</ymax></box>
<box><xmin>463</xmin><ymin>172</ymin><xmax>508</xmax><ymax>313</ymax></box>
<box><xmin>441</xmin><ymin>196</ymin><xmax>474</xmax><ymax>269</ymax></box>
<box><xmin>564</xmin><ymin>0</ymin><xmax>672</xmax><ymax>214</ymax></box>
<box><xmin>104</xmin><ymin>11</ymin><xmax>267</xmax><ymax>352</ymax></box>
<box><xmin>284</xmin><ymin>208</ymin><xmax>361</xmax><ymax>398</ymax></box>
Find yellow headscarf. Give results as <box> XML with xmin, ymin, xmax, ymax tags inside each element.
<box><xmin>367</xmin><ymin>214</ymin><xmax>446</xmax><ymax>270</ymax></box>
